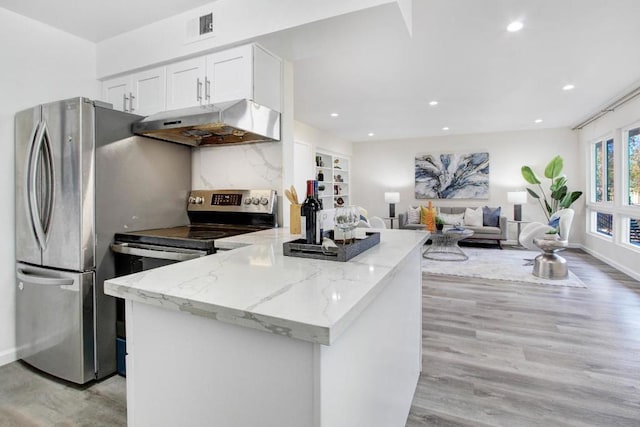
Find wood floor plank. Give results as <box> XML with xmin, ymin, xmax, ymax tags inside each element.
<box><xmin>408</xmin><ymin>248</ymin><xmax>640</xmax><ymax>426</ymax></box>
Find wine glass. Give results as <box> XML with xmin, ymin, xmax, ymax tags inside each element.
<box><xmin>335</xmin><ymin>206</ymin><xmax>362</xmax><ymax>244</ymax></box>
<box><xmin>334</xmin><ymin>206</ymin><xmax>350</xmax><ymax>246</ymax></box>
<box><xmin>346</xmin><ymin>206</ymin><xmax>361</xmax><ymax>244</ymax></box>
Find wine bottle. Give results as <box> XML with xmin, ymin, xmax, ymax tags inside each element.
<box><xmin>314</xmin><ymin>180</ymin><xmax>324</xmax><ymax>241</ymax></box>
<box><xmin>301</xmin><ymin>180</ymin><xmax>321</xmax><ymax>244</ymax></box>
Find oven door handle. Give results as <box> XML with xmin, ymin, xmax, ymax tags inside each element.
<box><xmin>110</xmin><ymin>242</ymin><xmax>209</xmax><ymax>261</ymax></box>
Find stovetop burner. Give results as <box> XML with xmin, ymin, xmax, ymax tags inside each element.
<box><xmin>112</xmin><ymin>189</ymin><xmax>278</xmax><ymax>254</ymax></box>
<box><xmin>114</xmin><ymin>224</ymin><xmax>269</xmax><ymax>253</ymax></box>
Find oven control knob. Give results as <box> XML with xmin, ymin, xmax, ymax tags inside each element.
<box><xmin>189</xmin><ymin>196</ymin><xmax>204</xmax><ymax>204</ymax></box>
<box><xmin>251</xmin><ymin>197</ymin><xmax>260</xmax><ymax>205</ymax></box>
<box><xmin>259</xmin><ymin>197</ymin><xmax>269</xmax><ymax>205</ymax></box>
<box><xmin>243</xmin><ymin>198</ymin><xmax>252</xmax><ymax>205</ymax></box>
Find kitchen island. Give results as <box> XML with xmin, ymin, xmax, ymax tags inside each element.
<box><xmin>105</xmin><ymin>228</ymin><xmax>428</xmax><ymax>427</ymax></box>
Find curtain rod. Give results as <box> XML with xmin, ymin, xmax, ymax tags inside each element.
<box><xmin>572</xmin><ymin>84</ymin><xmax>640</xmax><ymax>130</ymax></box>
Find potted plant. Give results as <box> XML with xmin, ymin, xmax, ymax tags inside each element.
<box><xmin>521</xmin><ymin>155</ymin><xmax>583</xmax><ymax>222</ymax></box>
<box><xmin>435</xmin><ymin>216</ymin><xmax>445</xmax><ymax>231</ymax></box>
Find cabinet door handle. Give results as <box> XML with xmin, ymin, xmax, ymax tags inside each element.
<box><xmin>204</xmin><ymin>77</ymin><xmax>211</xmax><ymax>102</ymax></box>
<box><xmin>122</xmin><ymin>93</ymin><xmax>129</xmax><ymax>112</ymax></box>
<box><xmin>196</xmin><ymin>78</ymin><xmax>203</xmax><ymax>102</ymax></box>
<box><xmin>129</xmin><ymin>92</ymin><xmax>135</xmax><ymax>112</ymax></box>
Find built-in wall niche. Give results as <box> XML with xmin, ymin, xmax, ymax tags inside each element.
<box><xmin>315</xmin><ymin>151</ymin><xmax>350</xmax><ymax>208</ymax></box>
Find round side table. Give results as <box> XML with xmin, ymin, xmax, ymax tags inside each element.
<box><xmin>423</xmin><ymin>229</ymin><xmax>474</xmax><ymax>261</ymax></box>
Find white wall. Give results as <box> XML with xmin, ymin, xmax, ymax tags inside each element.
<box><xmin>351</xmin><ymin>128</ymin><xmax>582</xmax><ymax>241</ymax></box>
<box><xmin>577</xmin><ymin>94</ymin><xmax>640</xmax><ymax>280</ymax></box>
<box><xmin>293</xmin><ymin>121</ymin><xmax>353</xmax><ymax>213</ymax></box>
<box><xmin>294</xmin><ymin>121</ymin><xmax>353</xmax><ymax>158</ymax></box>
<box><xmin>96</xmin><ymin>0</ymin><xmax>394</xmax><ymax>78</ymax></box>
<box><xmin>0</xmin><ymin>7</ymin><xmax>98</xmax><ymax>366</ymax></box>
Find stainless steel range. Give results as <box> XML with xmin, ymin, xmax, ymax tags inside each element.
<box><xmin>111</xmin><ymin>189</ymin><xmax>278</xmax><ymax>260</ymax></box>
<box><xmin>110</xmin><ymin>190</ymin><xmax>277</xmax><ymax>375</ymax></box>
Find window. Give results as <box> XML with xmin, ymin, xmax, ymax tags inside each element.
<box><xmin>593</xmin><ymin>138</ymin><xmax>614</xmax><ymax>203</ymax></box>
<box><xmin>606</xmin><ymin>139</ymin><xmax>614</xmax><ymax>201</ymax></box>
<box><xmin>629</xmin><ymin>218</ymin><xmax>640</xmax><ymax>247</ymax></box>
<box><xmin>588</xmin><ymin>127</ymin><xmax>640</xmax><ymax>250</ymax></box>
<box><xmin>594</xmin><ymin>141</ymin><xmax>603</xmax><ymax>202</ymax></box>
<box><xmin>596</xmin><ymin>212</ymin><xmax>613</xmax><ymax>237</ymax></box>
<box><xmin>628</xmin><ymin>127</ymin><xmax>640</xmax><ymax>206</ymax></box>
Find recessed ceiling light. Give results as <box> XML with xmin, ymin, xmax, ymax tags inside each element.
<box><xmin>535</xmin><ymin>119</ymin><xmax>543</xmax><ymax>123</ymax></box>
<box><xmin>429</xmin><ymin>101</ymin><xmax>438</xmax><ymax>106</ymax></box>
<box><xmin>367</xmin><ymin>132</ymin><xmax>375</xmax><ymax>137</ymax></box>
<box><xmin>330</xmin><ymin>113</ymin><xmax>339</xmax><ymax>117</ymax></box>
<box><xmin>562</xmin><ymin>84</ymin><xmax>575</xmax><ymax>91</ymax></box>
<box><xmin>507</xmin><ymin>21</ymin><xmax>523</xmax><ymax>32</ymax></box>
<box><xmin>442</xmin><ymin>127</ymin><xmax>449</xmax><ymax>131</ymax></box>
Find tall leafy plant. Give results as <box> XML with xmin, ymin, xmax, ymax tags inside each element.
<box><xmin>521</xmin><ymin>155</ymin><xmax>583</xmax><ymax>222</ymax></box>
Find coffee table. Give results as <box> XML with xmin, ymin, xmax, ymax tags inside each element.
<box><xmin>423</xmin><ymin>229</ymin><xmax>474</xmax><ymax>261</ymax></box>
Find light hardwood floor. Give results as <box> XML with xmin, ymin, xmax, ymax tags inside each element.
<box><xmin>407</xmin><ymin>248</ymin><xmax>640</xmax><ymax>426</ymax></box>
<box><xmin>1</xmin><ymin>249</ymin><xmax>638</xmax><ymax>426</ymax></box>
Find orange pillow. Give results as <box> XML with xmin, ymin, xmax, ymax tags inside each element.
<box><xmin>421</xmin><ymin>205</ymin><xmax>437</xmax><ymax>231</ymax></box>
<box><xmin>420</xmin><ymin>206</ymin><xmax>429</xmax><ymax>224</ymax></box>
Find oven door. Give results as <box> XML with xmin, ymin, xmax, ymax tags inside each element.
<box><xmin>110</xmin><ymin>242</ymin><xmax>209</xmax><ymax>263</ymax></box>
<box><xmin>110</xmin><ymin>242</ymin><xmax>210</xmax><ymax>349</ymax></box>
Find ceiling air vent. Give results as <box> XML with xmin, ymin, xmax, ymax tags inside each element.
<box><xmin>185</xmin><ymin>11</ymin><xmax>215</xmax><ymax>44</ymax></box>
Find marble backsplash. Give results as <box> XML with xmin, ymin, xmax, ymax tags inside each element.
<box><xmin>192</xmin><ymin>141</ymin><xmax>283</xmax><ymax>190</ymax></box>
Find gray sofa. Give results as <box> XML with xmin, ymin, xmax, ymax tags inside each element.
<box><xmin>398</xmin><ymin>206</ymin><xmax>507</xmax><ymax>248</ymax></box>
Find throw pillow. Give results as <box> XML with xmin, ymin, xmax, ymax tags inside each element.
<box><xmin>482</xmin><ymin>206</ymin><xmax>501</xmax><ymax>227</ymax></box>
<box><xmin>407</xmin><ymin>206</ymin><xmax>420</xmax><ymax>224</ymax></box>
<box><xmin>420</xmin><ymin>206</ymin><xmax>428</xmax><ymax>224</ymax></box>
<box><xmin>464</xmin><ymin>207</ymin><xmax>483</xmax><ymax>227</ymax></box>
<box><xmin>438</xmin><ymin>212</ymin><xmax>464</xmax><ymax>225</ymax></box>
<box><xmin>358</xmin><ymin>207</ymin><xmax>369</xmax><ymax>223</ymax></box>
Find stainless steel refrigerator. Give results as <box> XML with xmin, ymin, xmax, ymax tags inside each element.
<box><xmin>15</xmin><ymin>97</ymin><xmax>191</xmax><ymax>384</ymax></box>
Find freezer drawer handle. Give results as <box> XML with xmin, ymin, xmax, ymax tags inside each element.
<box><xmin>110</xmin><ymin>242</ymin><xmax>207</xmax><ymax>261</ymax></box>
<box><xmin>17</xmin><ymin>269</ymin><xmax>74</xmax><ymax>287</ymax></box>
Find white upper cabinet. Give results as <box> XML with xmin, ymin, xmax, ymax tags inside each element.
<box><xmin>166</xmin><ymin>57</ymin><xmax>207</xmax><ymax>111</ymax></box>
<box><xmin>167</xmin><ymin>44</ymin><xmax>281</xmax><ymax>112</ymax></box>
<box><xmin>206</xmin><ymin>45</ymin><xmax>253</xmax><ymax>105</ymax></box>
<box><xmin>102</xmin><ymin>75</ymin><xmax>130</xmax><ymax>113</ymax></box>
<box><xmin>102</xmin><ymin>67</ymin><xmax>166</xmax><ymax>116</ymax></box>
<box><xmin>132</xmin><ymin>68</ymin><xmax>166</xmax><ymax>116</ymax></box>
<box><xmin>104</xmin><ymin>43</ymin><xmax>282</xmax><ymax>115</ymax></box>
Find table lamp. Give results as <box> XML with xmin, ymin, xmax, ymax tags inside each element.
<box><xmin>384</xmin><ymin>192</ymin><xmax>400</xmax><ymax>218</ymax></box>
<box><xmin>507</xmin><ymin>191</ymin><xmax>528</xmax><ymax>221</ymax></box>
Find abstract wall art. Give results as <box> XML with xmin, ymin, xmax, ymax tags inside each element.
<box><xmin>415</xmin><ymin>152</ymin><xmax>490</xmax><ymax>199</ymax></box>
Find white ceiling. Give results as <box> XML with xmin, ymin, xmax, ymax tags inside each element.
<box><xmin>0</xmin><ymin>0</ymin><xmax>215</xmax><ymax>42</ymax></box>
<box><xmin>3</xmin><ymin>0</ymin><xmax>640</xmax><ymax>142</ymax></box>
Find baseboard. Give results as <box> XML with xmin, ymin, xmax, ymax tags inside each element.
<box><xmin>0</xmin><ymin>347</ymin><xmax>17</xmax><ymax>368</ymax></box>
<box><xmin>579</xmin><ymin>245</ymin><xmax>640</xmax><ymax>282</ymax></box>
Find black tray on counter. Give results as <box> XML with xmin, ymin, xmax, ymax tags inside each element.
<box><xmin>283</xmin><ymin>231</ymin><xmax>380</xmax><ymax>262</ymax></box>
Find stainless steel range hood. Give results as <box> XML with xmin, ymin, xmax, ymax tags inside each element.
<box><xmin>132</xmin><ymin>99</ymin><xmax>280</xmax><ymax>147</ymax></box>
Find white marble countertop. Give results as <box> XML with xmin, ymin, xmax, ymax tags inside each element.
<box><xmin>104</xmin><ymin>228</ymin><xmax>429</xmax><ymax>345</ymax></box>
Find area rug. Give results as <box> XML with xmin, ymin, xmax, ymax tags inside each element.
<box><xmin>421</xmin><ymin>247</ymin><xmax>586</xmax><ymax>288</ymax></box>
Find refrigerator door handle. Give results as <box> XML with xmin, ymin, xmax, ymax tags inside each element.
<box><xmin>17</xmin><ymin>268</ymin><xmax>74</xmax><ymax>287</ymax></box>
<box><xmin>27</xmin><ymin>120</ymin><xmax>55</xmax><ymax>250</ymax></box>
<box><xmin>23</xmin><ymin>120</ymin><xmax>40</xmax><ymax>241</ymax></box>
